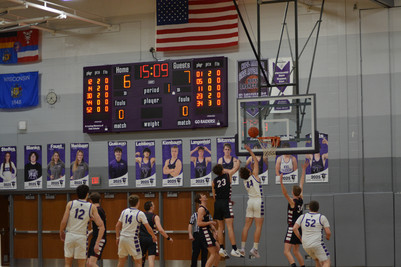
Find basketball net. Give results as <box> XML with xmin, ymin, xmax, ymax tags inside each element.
<box><xmin>257</xmin><ymin>137</ymin><xmax>281</xmax><ymax>159</ymax></box>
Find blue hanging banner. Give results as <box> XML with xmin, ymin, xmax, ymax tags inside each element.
<box><xmin>0</xmin><ymin>71</ymin><xmax>39</xmax><ymax>109</ymax></box>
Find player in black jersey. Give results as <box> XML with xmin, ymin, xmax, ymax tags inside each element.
<box><xmin>195</xmin><ymin>193</ymin><xmax>220</xmax><ymax>267</ymax></box>
<box><xmin>139</xmin><ymin>201</ymin><xmax>173</xmax><ymax>267</ymax></box>
<box><xmin>280</xmin><ymin>160</ymin><xmax>309</xmax><ymax>267</ymax></box>
<box><xmin>87</xmin><ymin>192</ymin><xmax>107</xmax><ymax>267</ymax></box>
<box><xmin>190</xmin><ymin>146</ymin><xmax>212</xmax><ymax>178</ymax></box>
<box><xmin>212</xmin><ymin>164</ymin><xmax>242</xmax><ymax>258</ymax></box>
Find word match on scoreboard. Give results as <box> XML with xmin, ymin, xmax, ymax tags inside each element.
<box><xmin>83</xmin><ymin>57</ymin><xmax>228</xmax><ymax>133</ymax></box>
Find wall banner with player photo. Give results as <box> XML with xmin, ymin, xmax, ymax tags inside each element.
<box><xmin>47</xmin><ymin>144</ymin><xmax>66</xmax><ymax>189</ymax></box>
<box><xmin>108</xmin><ymin>141</ymin><xmax>128</xmax><ymax>187</ymax></box>
<box><xmin>162</xmin><ymin>139</ymin><xmax>183</xmax><ymax>187</ymax></box>
<box><xmin>135</xmin><ymin>141</ymin><xmax>156</xmax><ymax>188</ymax></box>
<box><xmin>275</xmin><ymin>138</ymin><xmax>299</xmax><ymax>184</ymax></box>
<box><xmin>238</xmin><ymin>59</ymin><xmax>269</xmax><ymax>98</ymax></box>
<box><xmin>269</xmin><ymin>57</ymin><xmax>293</xmax><ymax>113</ymax></box>
<box><xmin>190</xmin><ymin>139</ymin><xmax>212</xmax><ymax>187</ymax></box>
<box><xmin>246</xmin><ymin>144</ymin><xmax>269</xmax><ymax>185</ymax></box>
<box><xmin>0</xmin><ymin>146</ymin><xmax>17</xmax><ymax>190</ymax></box>
<box><xmin>216</xmin><ymin>137</ymin><xmax>240</xmax><ymax>185</ymax></box>
<box><xmin>305</xmin><ymin>133</ymin><xmax>328</xmax><ymax>183</ymax></box>
<box><xmin>70</xmin><ymin>143</ymin><xmax>89</xmax><ymax>188</ymax></box>
<box><xmin>24</xmin><ymin>145</ymin><xmax>42</xmax><ymax>189</ymax></box>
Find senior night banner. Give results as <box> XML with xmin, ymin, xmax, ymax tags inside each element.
<box><xmin>0</xmin><ymin>71</ymin><xmax>39</xmax><ymax>108</ymax></box>
<box><xmin>190</xmin><ymin>139</ymin><xmax>212</xmax><ymax>187</ymax></box>
<box><xmin>216</xmin><ymin>137</ymin><xmax>240</xmax><ymax>185</ymax></box>
<box><xmin>108</xmin><ymin>141</ymin><xmax>128</xmax><ymax>187</ymax></box>
<box><xmin>162</xmin><ymin>139</ymin><xmax>183</xmax><ymax>187</ymax></box>
<box><xmin>24</xmin><ymin>145</ymin><xmax>42</xmax><ymax>189</ymax></box>
<box><xmin>275</xmin><ymin>139</ymin><xmax>298</xmax><ymax>184</ymax></box>
<box><xmin>70</xmin><ymin>143</ymin><xmax>89</xmax><ymax>188</ymax></box>
<box><xmin>47</xmin><ymin>144</ymin><xmax>66</xmax><ymax>189</ymax></box>
<box><xmin>0</xmin><ymin>146</ymin><xmax>17</xmax><ymax>190</ymax></box>
<box><xmin>305</xmin><ymin>133</ymin><xmax>329</xmax><ymax>183</ymax></box>
<box><xmin>135</xmin><ymin>141</ymin><xmax>156</xmax><ymax>188</ymax></box>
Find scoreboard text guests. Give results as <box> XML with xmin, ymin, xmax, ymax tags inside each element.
<box><xmin>83</xmin><ymin>57</ymin><xmax>228</xmax><ymax>133</ymax></box>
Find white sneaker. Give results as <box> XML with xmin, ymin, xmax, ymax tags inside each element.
<box><xmin>238</xmin><ymin>248</ymin><xmax>245</xmax><ymax>257</ymax></box>
<box><xmin>249</xmin><ymin>247</ymin><xmax>260</xmax><ymax>258</ymax></box>
<box><xmin>231</xmin><ymin>249</ymin><xmax>242</xmax><ymax>257</ymax></box>
<box><xmin>219</xmin><ymin>248</ymin><xmax>229</xmax><ymax>258</ymax></box>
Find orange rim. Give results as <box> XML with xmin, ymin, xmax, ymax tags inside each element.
<box><xmin>257</xmin><ymin>136</ymin><xmax>281</xmax><ymax>147</ymax></box>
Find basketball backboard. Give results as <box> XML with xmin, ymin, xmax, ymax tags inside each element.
<box><xmin>236</xmin><ymin>94</ymin><xmax>318</xmax><ymax>156</ymax></box>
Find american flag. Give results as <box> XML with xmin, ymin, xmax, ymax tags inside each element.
<box><xmin>156</xmin><ymin>0</ymin><xmax>238</xmax><ymax>52</ymax></box>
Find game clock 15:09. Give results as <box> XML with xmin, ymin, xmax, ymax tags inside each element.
<box><xmin>83</xmin><ymin>57</ymin><xmax>228</xmax><ymax>133</ymax></box>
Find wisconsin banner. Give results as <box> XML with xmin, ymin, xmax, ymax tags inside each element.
<box><xmin>0</xmin><ymin>29</ymin><xmax>39</xmax><ymax>64</ymax></box>
<box><xmin>0</xmin><ymin>71</ymin><xmax>39</xmax><ymax>108</ymax></box>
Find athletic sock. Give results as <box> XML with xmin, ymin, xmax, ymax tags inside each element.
<box><xmin>220</xmin><ymin>244</ymin><xmax>225</xmax><ymax>250</ymax></box>
<box><xmin>232</xmin><ymin>245</ymin><xmax>237</xmax><ymax>250</ymax></box>
<box><xmin>253</xmin><ymin>243</ymin><xmax>259</xmax><ymax>250</ymax></box>
<box><xmin>241</xmin><ymin>242</ymin><xmax>246</xmax><ymax>249</ymax></box>
<box><xmin>291</xmin><ymin>263</ymin><xmax>297</xmax><ymax>267</ymax></box>
<box><xmin>301</xmin><ymin>265</ymin><xmax>305</xmax><ymax>267</ymax></box>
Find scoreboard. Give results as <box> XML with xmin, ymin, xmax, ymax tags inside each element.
<box><xmin>83</xmin><ymin>57</ymin><xmax>228</xmax><ymax>133</ymax></box>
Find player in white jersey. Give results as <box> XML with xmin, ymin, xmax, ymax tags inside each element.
<box><xmin>59</xmin><ymin>184</ymin><xmax>105</xmax><ymax>267</ymax></box>
<box><xmin>293</xmin><ymin>200</ymin><xmax>331</xmax><ymax>267</ymax></box>
<box><xmin>238</xmin><ymin>144</ymin><xmax>264</xmax><ymax>258</ymax></box>
<box><xmin>116</xmin><ymin>194</ymin><xmax>157</xmax><ymax>267</ymax></box>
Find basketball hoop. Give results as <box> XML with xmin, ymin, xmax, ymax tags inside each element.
<box><xmin>257</xmin><ymin>136</ymin><xmax>281</xmax><ymax>159</ymax></box>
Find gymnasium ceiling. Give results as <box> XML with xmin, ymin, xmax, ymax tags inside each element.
<box><xmin>0</xmin><ymin>0</ymin><xmax>393</xmax><ymax>35</ymax></box>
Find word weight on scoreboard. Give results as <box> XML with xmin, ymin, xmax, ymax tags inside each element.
<box><xmin>83</xmin><ymin>57</ymin><xmax>228</xmax><ymax>133</ymax></box>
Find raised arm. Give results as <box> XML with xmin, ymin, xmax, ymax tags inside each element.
<box><xmin>244</xmin><ymin>144</ymin><xmax>259</xmax><ymax>176</ymax></box>
<box><xmin>280</xmin><ymin>174</ymin><xmax>294</xmax><ymax>208</ymax></box>
<box><xmin>299</xmin><ymin>160</ymin><xmax>309</xmax><ymax>196</ymax></box>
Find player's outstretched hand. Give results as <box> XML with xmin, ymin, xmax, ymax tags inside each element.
<box><xmin>244</xmin><ymin>144</ymin><xmax>251</xmax><ymax>152</ymax></box>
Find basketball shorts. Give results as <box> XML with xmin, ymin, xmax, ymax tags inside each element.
<box><xmin>246</xmin><ymin>197</ymin><xmax>264</xmax><ymax>218</ymax></box>
<box><xmin>199</xmin><ymin>227</ymin><xmax>217</xmax><ymax>247</ymax></box>
<box><xmin>118</xmin><ymin>236</ymin><xmax>142</xmax><ymax>259</ymax></box>
<box><xmin>284</xmin><ymin>226</ymin><xmax>302</xmax><ymax>244</ymax></box>
<box><xmin>304</xmin><ymin>244</ymin><xmax>330</xmax><ymax>262</ymax></box>
<box><xmin>88</xmin><ymin>237</ymin><xmax>106</xmax><ymax>259</ymax></box>
<box><xmin>64</xmin><ymin>232</ymin><xmax>87</xmax><ymax>259</ymax></box>
<box><xmin>140</xmin><ymin>236</ymin><xmax>158</xmax><ymax>256</ymax></box>
<box><xmin>214</xmin><ymin>199</ymin><xmax>233</xmax><ymax>220</ymax></box>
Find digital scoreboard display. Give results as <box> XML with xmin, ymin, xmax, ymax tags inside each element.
<box><xmin>83</xmin><ymin>57</ymin><xmax>228</xmax><ymax>133</ymax></box>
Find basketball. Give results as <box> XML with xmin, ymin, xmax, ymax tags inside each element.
<box><xmin>248</xmin><ymin>127</ymin><xmax>259</xmax><ymax>138</ymax></box>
